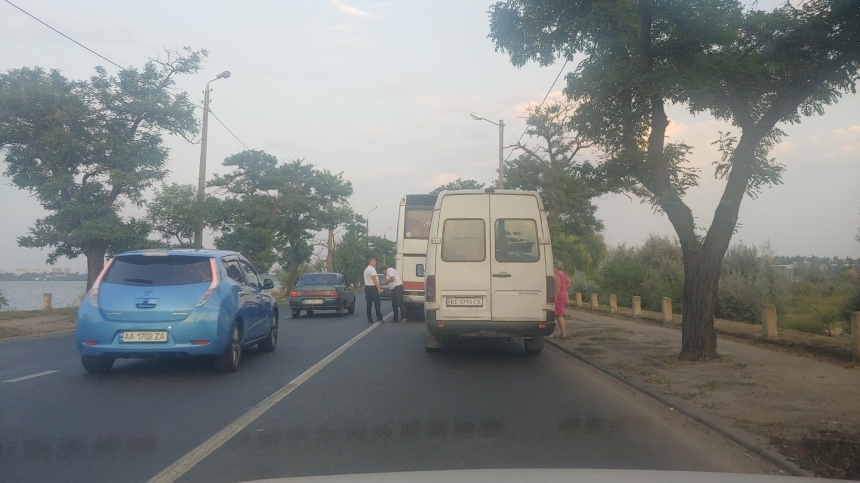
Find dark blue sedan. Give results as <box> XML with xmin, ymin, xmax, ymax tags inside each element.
<box><xmin>76</xmin><ymin>249</ymin><xmax>278</xmax><ymax>373</ymax></box>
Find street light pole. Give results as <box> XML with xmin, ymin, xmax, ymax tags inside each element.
<box><xmin>193</xmin><ymin>70</ymin><xmax>231</xmax><ymax>249</ymax></box>
<box><xmin>365</xmin><ymin>206</ymin><xmax>377</xmax><ymax>253</ymax></box>
<box><xmin>470</xmin><ymin>113</ymin><xmax>505</xmax><ymax>189</ymax></box>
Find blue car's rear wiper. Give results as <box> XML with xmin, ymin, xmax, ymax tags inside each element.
<box><xmin>124</xmin><ymin>278</ymin><xmax>154</xmax><ymax>284</ymax></box>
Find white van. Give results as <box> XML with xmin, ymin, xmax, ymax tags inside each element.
<box><xmin>423</xmin><ymin>189</ymin><xmax>556</xmax><ymax>355</ymax></box>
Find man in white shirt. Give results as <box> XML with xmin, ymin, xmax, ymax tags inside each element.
<box><xmin>381</xmin><ymin>265</ymin><xmax>405</xmax><ymax>322</ymax></box>
<box><xmin>363</xmin><ymin>257</ymin><xmax>384</xmax><ymax>323</ymax></box>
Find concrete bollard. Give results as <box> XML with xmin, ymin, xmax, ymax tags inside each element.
<box><xmin>575</xmin><ymin>292</ymin><xmax>582</xmax><ymax>308</ymax></box>
<box><xmin>661</xmin><ymin>297</ymin><xmax>672</xmax><ymax>323</ymax></box>
<box><xmin>609</xmin><ymin>294</ymin><xmax>617</xmax><ymax>313</ymax></box>
<box><xmin>851</xmin><ymin>312</ymin><xmax>859</xmax><ymax>361</ymax></box>
<box><xmin>590</xmin><ymin>293</ymin><xmax>598</xmax><ymax>310</ymax></box>
<box><xmin>762</xmin><ymin>304</ymin><xmax>778</xmax><ymax>340</ymax></box>
<box><xmin>632</xmin><ymin>296</ymin><xmax>642</xmax><ymax>317</ymax></box>
<box><xmin>42</xmin><ymin>293</ymin><xmax>52</xmax><ymax>311</ymax></box>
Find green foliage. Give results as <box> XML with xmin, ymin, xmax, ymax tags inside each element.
<box><xmin>430</xmin><ymin>178</ymin><xmax>485</xmax><ymax>194</ymax></box>
<box><xmin>598</xmin><ymin>236</ymin><xmax>685</xmax><ymax>312</ymax></box>
<box><xmin>209</xmin><ymin>150</ymin><xmax>353</xmax><ymax>275</ymax></box>
<box><xmin>0</xmin><ymin>289</ymin><xmax>8</xmax><ymax>309</ymax></box>
<box><xmin>0</xmin><ymin>49</ymin><xmax>205</xmax><ymax>286</ymax></box>
<box><xmin>331</xmin><ymin>216</ymin><xmax>395</xmax><ymax>287</ymax></box>
<box><xmin>716</xmin><ymin>243</ymin><xmax>790</xmax><ymax>322</ymax></box>
<box><xmin>147</xmin><ymin>183</ymin><xmax>218</xmax><ymax>247</ymax></box>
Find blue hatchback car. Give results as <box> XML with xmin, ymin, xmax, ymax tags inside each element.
<box><xmin>76</xmin><ymin>249</ymin><xmax>278</xmax><ymax>373</ymax></box>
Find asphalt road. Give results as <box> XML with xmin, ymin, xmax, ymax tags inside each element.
<box><xmin>1</xmin><ymin>294</ymin><xmax>772</xmax><ymax>483</ymax></box>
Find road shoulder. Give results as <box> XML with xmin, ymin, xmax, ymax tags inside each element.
<box><xmin>548</xmin><ymin>309</ymin><xmax>860</xmax><ymax>480</ymax></box>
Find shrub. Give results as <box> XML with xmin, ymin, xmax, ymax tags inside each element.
<box><xmin>598</xmin><ymin>235</ymin><xmax>684</xmax><ymax>312</ymax></box>
<box><xmin>569</xmin><ymin>270</ymin><xmax>600</xmax><ymax>300</ymax></box>
<box><xmin>716</xmin><ymin>243</ymin><xmax>789</xmax><ymax>322</ymax></box>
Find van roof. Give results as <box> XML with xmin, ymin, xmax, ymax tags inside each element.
<box><xmin>434</xmin><ymin>189</ymin><xmax>545</xmax><ymax>210</ymax></box>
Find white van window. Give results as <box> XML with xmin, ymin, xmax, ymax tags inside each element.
<box><xmin>441</xmin><ymin>219</ymin><xmax>486</xmax><ymax>262</ymax></box>
<box><xmin>404</xmin><ymin>208</ymin><xmax>432</xmax><ymax>239</ymax></box>
<box><xmin>495</xmin><ymin>219</ymin><xmax>540</xmax><ymax>262</ymax></box>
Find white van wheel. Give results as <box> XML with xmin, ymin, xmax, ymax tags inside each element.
<box><xmin>524</xmin><ymin>337</ymin><xmax>544</xmax><ymax>356</ymax></box>
<box><xmin>425</xmin><ymin>331</ymin><xmax>444</xmax><ymax>352</ymax></box>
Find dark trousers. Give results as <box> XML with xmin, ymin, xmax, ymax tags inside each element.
<box><xmin>365</xmin><ymin>286</ymin><xmax>382</xmax><ymax>322</ymax></box>
<box><xmin>391</xmin><ymin>285</ymin><xmax>405</xmax><ymax>321</ymax></box>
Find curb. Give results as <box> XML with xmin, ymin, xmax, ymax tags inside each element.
<box><xmin>544</xmin><ymin>337</ymin><xmax>808</xmax><ymax>477</ymax></box>
<box><xmin>0</xmin><ymin>328</ymin><xmax>75</xmax><ymax>344</ymax></box>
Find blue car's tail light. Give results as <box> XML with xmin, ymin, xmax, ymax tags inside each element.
<box><xmin>196</xmin><ymin>259</ymin><xmax>219</xmax><ymax>307</ymax></box>
<box><xmin>89</xmin><ymin>259</ymin><xmax>114</xmax><ymax>307</ymax></box>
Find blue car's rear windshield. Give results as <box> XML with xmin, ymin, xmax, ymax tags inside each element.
<box><xmin>104</xmin><ymin>255</ymin><xmax>212</xmax><ymax>286</ymax></box>
<box><xmin>297</xmin><ymin>274</ymin><xmax>338</xmax><ymax>286</ymax></box>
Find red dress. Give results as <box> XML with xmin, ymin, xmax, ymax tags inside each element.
<box><xmin>555</xmin><ymin>269</ymin><xmax>570</xmax><ymax>316</ymax></box>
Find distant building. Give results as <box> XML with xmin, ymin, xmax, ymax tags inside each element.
<box><xmin>0</xmin><ymin>269</ymin><xmax>6</xmax><ymax>274</ymax></box>
<box><xmin>29</xmin><ymin>268</ymin><xmax>44</xmax><ymax>274</ymax></box>
<box><xmin>51</xmin><ymin>267</ymin><xmax>71</xmax><ymax>275</ymax></box>
<box><xmin>14</xmin><ymin>269</ymin><xmax>27</xmax><ymax>276</ymax></box>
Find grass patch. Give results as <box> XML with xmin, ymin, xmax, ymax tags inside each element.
<box><xmin>577</xmin><ymin>347</ymin><xmax>607</xmax><ymax>356</ymax></box>
<box><xmin>589</xmin><ymin>336</ymin><xmax>626</xmax><ymax>341</ymax></box>
<box><xmin>672</xmin><ymin>390</ymin><xmax>707</xmax><ymax>400</ymax></box>
<box><xmin>773</xmin><ymin>431</ymin><xmax>860</xmax><ymax>480</ymax></box>
<box><xmin>693</xmin><ymin>380</ymin><xmax>756</xmax><ymax>391</ymax></box>
<box><xmin>0</xmin><ymin>307</ymin><xmax>77</xmax><ymax>321</ymax></box>
<box><xmin>646</xmin><ymin>354</ymin><xmax>684</xmax><ymax>366</ymax></box>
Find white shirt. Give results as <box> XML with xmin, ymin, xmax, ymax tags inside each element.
<box><xmin>363</xmin><ymin>265</ymin><xmax>378</xmax><ymax>287</ymax></box>
<box><xmin>383</xmin><ymin>268</ymin><xmax>403</xmax><ymax>290</ymax></box>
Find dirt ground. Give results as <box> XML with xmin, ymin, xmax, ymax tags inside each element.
<box><xmin>0</xmin><ymin>307</ymin><xmax>77</xmax><ymax>339</ymax></box>
<box><xmin>553</xmin><ymin>308</ymin><xmax>860</xmax><ymax>480</ymax></box>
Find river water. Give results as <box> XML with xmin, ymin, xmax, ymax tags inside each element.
<box><xmin>0</xmin><ymin>281</ymin><xmax>88</xmax><ymax>311</ymax></box>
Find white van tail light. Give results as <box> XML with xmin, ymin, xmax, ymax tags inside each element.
<box><xmin>425</xmin><ymin>275</ymin><xmax>436</xmax><ymax>303</ymax></box>
<box><xmin>89</xmin><ymin>259</ymin><xmax>114</xmax><ymax>307</ymax></box>
<box><xmin>196</xmin><ymin>259</ymin><xmax>219</xmax><ymax>307</ymax></box>
<box><xmin>546</xmin><ymin>276</ymin><xmax>555</xmax><ymax>304</ymax></box>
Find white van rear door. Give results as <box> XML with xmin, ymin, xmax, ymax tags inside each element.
<box><xmin>435</xmin><ymin>194</ymin><xmax>492</xmax><ymax>321</ymax></box>
<box><xmin>490</xmin><ymin>194</ymin><xmax>546</xmax><ymax>321</ymax></box>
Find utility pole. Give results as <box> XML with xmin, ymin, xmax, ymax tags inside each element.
<box><xmin>193</xmin><ymin>71</ymin><xmax>231</xmax><ymax>249</ymax></box>
<box><xmin>498</xmin><ymin>119</ymin><xmax>505</xmax><ymax>189</ymax></box>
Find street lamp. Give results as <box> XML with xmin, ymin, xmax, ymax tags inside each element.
<box><xmin>384</xmin><ymin>226</ymin><xmax>392</xmax><ymax>240</ymax></box>
<box><xmin>470</xmin><ymin>112</ymin><xmax>505</xmax><ymax>189</ymax></box>
<box><xmin>365</xmin><ymin>206</ymin><xmax>377</xmax><ymax>252</ymax></box>
<box><xmin>193</xmin><ymin>70</ymin><xmax>232</xmax><ymax>249</ymax></box>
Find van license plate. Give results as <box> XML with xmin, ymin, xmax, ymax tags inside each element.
<box><xmin>120</xmin><ymin>331</ymin><xmax>167</xmax><ymax>343</ymax></box>
<box><xmin>447</xmin><ymin>297</ymin><xmax>483</xmax><ymax>307</ymax></box>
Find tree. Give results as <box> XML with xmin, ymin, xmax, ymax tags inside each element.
<box><xmin>505</xmin><ymin>101</ymin><xmax>607</xmax><ymax>275</ymax></box>
<box><xmin>148</xmin><ymin>183</ymin><xmax>217</xmax><ymax>247</ymax></box>
<box><xmin>0</xmin><ymin>49</ymin><xmax>205</xmax><ymax>289</ymax></box>
<box><xmin>209</xmin><ymin>150</ymin><xmax>353</xmax><ymax>285</ymax></box>
<box><xmin>490</xmin><ymin>0</ymin><xmax>860</xmax><ymax>360</ymax></box>
<box><xmin>431</xmin><ymin>178</ymin><xmax>485</xmax><ymax>194</ymax></box>
<box><xmin>0</xmin><ymin>289</ymin><xmax>8</xmax><ymax>310</ymax></box>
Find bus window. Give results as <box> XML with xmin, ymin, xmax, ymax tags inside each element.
<box><xmin>404</xmin><ymin>208</ymin><xmax>432</xmax><ymax>239</ymax></box>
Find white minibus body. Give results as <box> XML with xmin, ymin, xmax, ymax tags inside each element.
<box><xmin>423</xmin><ymin>189</ymin><xmax>555</xmax><ymax>354</ymax></box>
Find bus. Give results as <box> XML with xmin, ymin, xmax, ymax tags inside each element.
<box><xmin>394</xmin><ymin>193</ymin><xmax>438</xmax><ymax>320</ymax></box>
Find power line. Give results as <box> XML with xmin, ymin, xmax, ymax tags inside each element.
<box><xmin>505</xmin><ymin>58</ymin><xmax>570</xmax><ymax>162</ymax></box>
<box><xmin>210</xmin><ymin>110</ymin><xmax>250</xmax><ymax>151</ymax></box>
<box><xmin>3</xmin><ymin>0</ymin><xmax>250</xmax><ymax>150</ymax></box>
<box><xmin>4</xmin><ymin>0</ymin><xmax>126</xmax><ymax>71</ymax></box>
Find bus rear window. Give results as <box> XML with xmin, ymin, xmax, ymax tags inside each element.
<box><xmin>404</xmin><ymin>208</ymin><xmax>432</xmax><ymax>239</ymax></box>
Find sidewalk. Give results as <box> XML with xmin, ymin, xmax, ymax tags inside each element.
<box><xmin>548</xmin><ymin>308</ymin><xmax>860</xmax><ymax>480</ymax></box>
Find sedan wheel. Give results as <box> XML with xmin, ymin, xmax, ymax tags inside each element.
<box><xmin>259</xmin><ymin>316</ymin><xmax>278</xmax><ymax>352</ymax></box>
<box><xmin>81</xmin><ymin>355</ymin><xmax>114</xmax><ymax>374</ymax></box>
<box><xmin>215</xmin><ymin>324</ymin><xmax>242</xmax><ymax>372</ymax></box>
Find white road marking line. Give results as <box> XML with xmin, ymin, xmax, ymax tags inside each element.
<box><xmin>146</xmin><ymin>321</ymin><xmax>383</xmax><ymax>483</ymax></box>
<box><xmin>2</xmin><ymin>370</ymin><xmax>59</xmax><ymax>383</ymax></box>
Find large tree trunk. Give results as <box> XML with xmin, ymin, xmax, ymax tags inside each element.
<box><xmin>679</xmin><ymin>250</ymin><xmax>720</xmax><ymax>360</ymax></box>
<box><xmin>85</xmin><ymin>244</ymin><xmax>108</xmax><ymax>292</ymax></box>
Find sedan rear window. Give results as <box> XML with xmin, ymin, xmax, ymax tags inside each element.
<box><xmin>297</xmin><ymin>273</ymin><xmax>338</xmax><ymax>286</ymax></box>
<box><xmin>104</xmin><ymin>255</ymin><xmax>212</xmax><ymax>286</ymax></box>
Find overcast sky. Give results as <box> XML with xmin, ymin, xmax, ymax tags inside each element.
<box><xmin>1</xmin><ymin>0</ymin><xmax>858</xmax><ymax>273</ymax></box>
